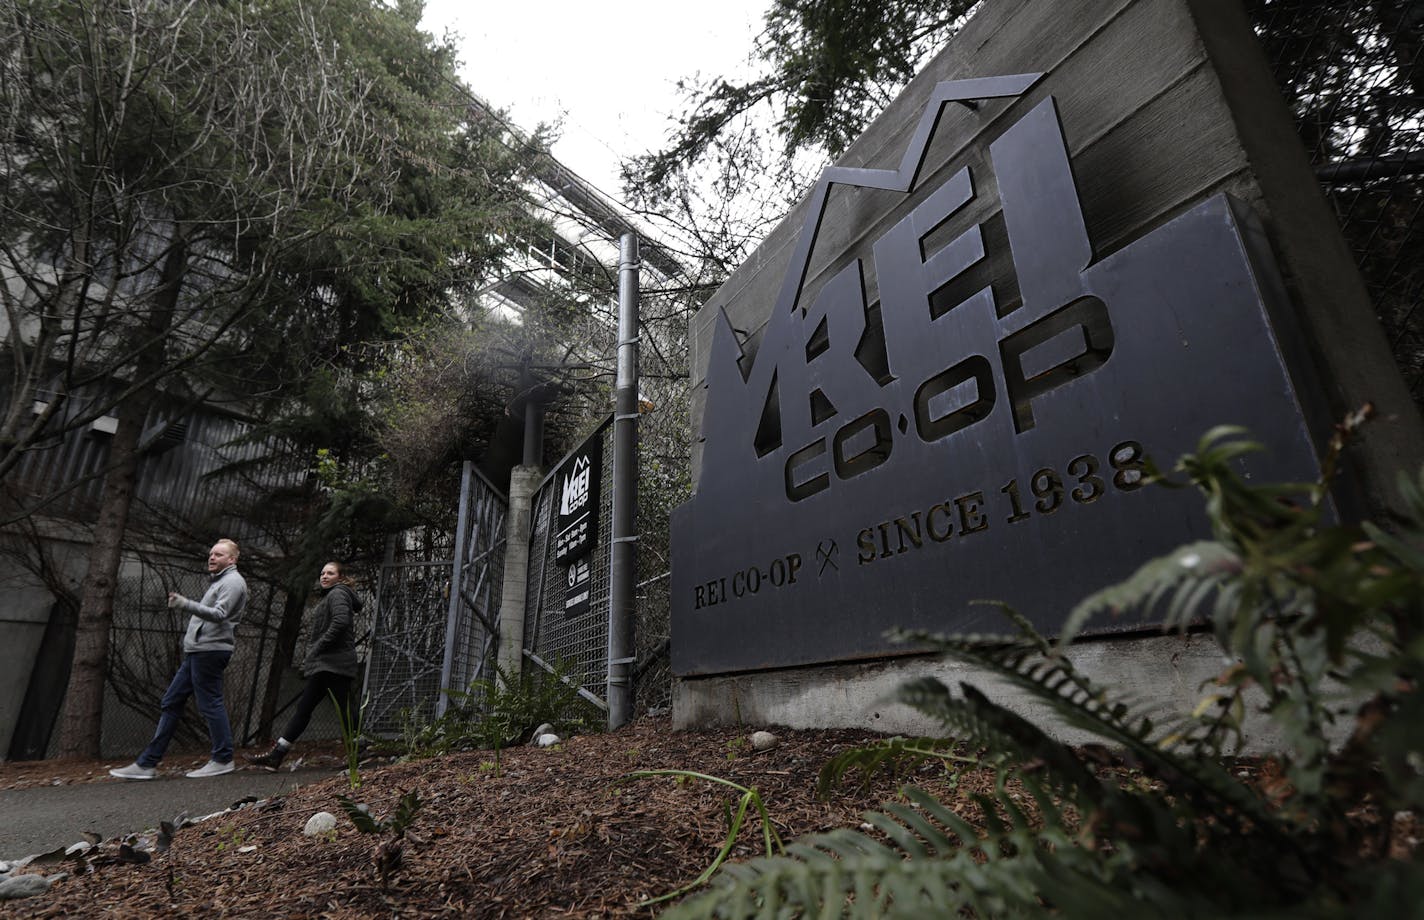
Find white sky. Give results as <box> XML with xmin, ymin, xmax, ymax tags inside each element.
<box><xmin>418</xmin><ymin>0</ymin><xmax>768</xmax><ymax>201</ymax></box>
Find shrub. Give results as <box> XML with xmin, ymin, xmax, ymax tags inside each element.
<box><xmin>393</xmin><ymin>659</ymin><xmax>603</xmax><ymax>759</ymax></box>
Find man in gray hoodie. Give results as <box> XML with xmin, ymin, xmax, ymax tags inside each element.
<box><xmin>109</xmin><ymin>538</ymin><xmax>248</xmax><ymax>780</ymax></box>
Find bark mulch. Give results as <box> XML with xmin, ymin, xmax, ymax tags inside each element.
<box><xmin>0</xmin><ymin>719</ymin><xmax>988</xmax><ymax>918</ymax></box>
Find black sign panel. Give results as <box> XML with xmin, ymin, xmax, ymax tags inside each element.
<box><xmin>670</xmin><ymin>77</ymin><xmax>1329</xmax><ymax>676</ymax></box>
<box><xmin>564</xmin><ymin>556</ymin><xmax>592</xmax><ymax>619</ymax></box>
<box><xmin>554</xmin><ymin>432</ymin><xmax>602</xmax><ymax>567</ymax></box>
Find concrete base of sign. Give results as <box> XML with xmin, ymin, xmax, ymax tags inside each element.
<box><xmin>673</xmin><ymin>632</ymin><xmax>1353</xmax><ymax>752</ymax></box>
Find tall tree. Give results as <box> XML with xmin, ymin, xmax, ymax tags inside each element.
<box><xmin>0</xmin><ymin>0</ymin><xmax>540</xmax><ymax>756</ymax></box>
<box><xmin>623</xmin><ymin>0</ymin><xmax>981</xmax><ymax>271</ymax></box>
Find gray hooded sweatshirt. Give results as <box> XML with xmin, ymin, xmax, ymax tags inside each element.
<box><xmin>176</xmin><ymin>564</ymin><xmax>248</xmax><ymax>653</ymax></box>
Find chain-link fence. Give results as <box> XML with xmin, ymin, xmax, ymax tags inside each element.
<box><xmin>362</xmin><ymin>463</ymin><xmax>507</xmax><ymax>737</ymax></box>
<box><xmin>523</xmin><ymin>419</ymin><xmax>615</xmax><ymax>707</ymax></box>
<box><xmin>1248</xmin><ymin>0</ymin><xmax>1424</xmax><ymax>400</ymax></box>
<box><xmin>359</xmin><ymin>561</ymin><xmax>458</xmax><ymax>739</ymax></box>
<box><xmin>359</xmin><ymin>414</ymin><xmax>674</xmax><ymax>737</ymax></box>
<box><xmin>517</xmin><ymin>412</ymin><xmax>673</xmax><ymax>716</ymax></box>
<box><xmin>632</xmin><ymin>569</ymin><xmax>673</xmax><ymax>714</ymax></box>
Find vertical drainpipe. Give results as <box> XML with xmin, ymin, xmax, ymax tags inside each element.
<box><xmin>607</xmin><ymin>233</ymin><xmax>640</xmax><ymax>729</ymax></box>
<box><xmin>523</xmin><ymin>390</ymin><xmax>545</xmax><ymax>469</ymax></box>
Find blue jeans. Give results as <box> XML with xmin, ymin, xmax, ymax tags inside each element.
<box><xmin>137</xmin><ymin>650</ymin><xmax>233</xmax><ymax>767</ymax></box>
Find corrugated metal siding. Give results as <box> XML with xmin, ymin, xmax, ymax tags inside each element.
<box><xmin>7</xmin><ymin>397</ymin><xmax>302</xmax><ymax>531</ymax></box>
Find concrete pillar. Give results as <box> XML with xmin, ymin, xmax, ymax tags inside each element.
<box><xmin>496</xmin><ymin>465</ymin><xmax>542</xmax><ymax>687</ymax></box>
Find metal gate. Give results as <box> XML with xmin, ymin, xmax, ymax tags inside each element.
<box><xmin>362</xmin><ymin>462</ymin><xmax>507</xmax><ymax>736</ymax></box>
<box><xmin>522</xmin><ymin>417</ymin><xmax>615</xmax><ymax>711</ymax></box>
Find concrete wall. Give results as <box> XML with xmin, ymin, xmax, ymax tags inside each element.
<box><xmin>0</xmin><ymin>583</ymin><xmax>59</xmax><ymax>756</ymax></box>
<box><xmin>675</xmin><ymin>0</ymin><xmax>1424</xmax><ymax>733</ymax></box>
<box><xmin>0</xmin><ymin>528</ymin><xmax>90</xmax><ymax>758</ymax></box>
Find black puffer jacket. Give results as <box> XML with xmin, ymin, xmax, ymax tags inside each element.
<box><xmin>303</xmin><ymin>583</ymin><xmax>361</xmax><ymax>678</ymax></box>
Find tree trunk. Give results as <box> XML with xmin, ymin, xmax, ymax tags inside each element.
<box><xmin>53</xmin><ymin>233</ymin><xmax>185</xmax><ymax>759</ymax></box>
<box><xmin>53</xmin><ymin>396</ymin><xmax>146</xmax><ymax>758</ymax></box>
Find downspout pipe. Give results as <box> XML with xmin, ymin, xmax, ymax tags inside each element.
<box><xmin>607</xmin><ymin>233</ymin><xmax>640</xmax><ymax>729</ymax></box>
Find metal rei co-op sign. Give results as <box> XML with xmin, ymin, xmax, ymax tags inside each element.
<box><xmin>556</xmin><ymin>430</ymin><xmax>603</xmax><ymax>619</ymax></box>
<box><xmin>670</xmin><ymin>75</ymin><xmax>1328</xmax><ymax>676</ymax></box>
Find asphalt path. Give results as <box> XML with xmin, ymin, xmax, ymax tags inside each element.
<box><xmin>0</xmin><ymin>764</ymin><xmax>340</xmax><ymax>861</ymax></box>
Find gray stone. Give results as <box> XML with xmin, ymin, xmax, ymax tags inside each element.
<box><xmin>0</xmin><ymin>872</ymin><xmax>56</xmax><ymax>900</ymax></box>
<box><xmin>303</xmin><ymin>812</ymin><xmax>338</xmax><ymax>836</ymax></box>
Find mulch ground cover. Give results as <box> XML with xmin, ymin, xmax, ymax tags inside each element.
<box><xmin>0</xmin><ymin>719</ymin><xmax>997</xmax><ymax>918</ymax></box>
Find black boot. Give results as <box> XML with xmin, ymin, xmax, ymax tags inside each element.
<box><xmin>245</xmin><ymin>745</ymin><xmax>287</xmax><ymax>771</ymax></box>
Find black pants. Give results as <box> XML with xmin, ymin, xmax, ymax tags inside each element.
<box><xmin>282</xmin><ymin>671</ymin><xmax>353</xmax><ymax>743</ymax></box>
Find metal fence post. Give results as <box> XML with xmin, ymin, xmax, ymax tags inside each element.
<box><xmin>607</xmin><ymin>233</ymin><xmax>640</xmax><ymax>729</ymax></box>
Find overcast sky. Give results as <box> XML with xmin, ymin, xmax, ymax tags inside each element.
<box><xmin>418</xmin><ymin>1</ymin><xmax>768</xmax><ymax>199</ymax></box>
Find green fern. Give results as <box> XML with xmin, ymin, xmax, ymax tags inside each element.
<box><xmin>397</xmin><ymin>659</ymin><xmax>602</xmax><ymax>757</ymax></box>
<box><xmin>665</xmin><ymin>419</ymin><xmax>1424</xmax><ymax>918</ymax></box>
<box><xmin>669</xmin><ymin>786</ymin><xmax>1075</xmax><ymax>919</ymax></box>
<box><xmin>1060</xmin><ymin>540</ymin><xmax>1242</xmax><ymax>642</ymax></box>
<box><xmin>335</xmin><ymin>790</ymin><xmax>423</xmax><ymax>838</ymax></box>
<box><xmin>816</xmin><ymin>736</ymin><xmax>977</xmax><ymax>800</ymax></box>
<box><xmin>889</xmin><ymin>629</ymin><xmax>1293</xmax><ymax>842</ymax></box>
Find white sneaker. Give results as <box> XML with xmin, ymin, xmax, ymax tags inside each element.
<box><xmin>184</xmin><ymin>759</ymin><xmax>235</xmax><ymax>778</ymax></box>
<box><xmin>109</xmin><ymin>762</ymin><xmax>156</xmax><ymax>781</ymax></box>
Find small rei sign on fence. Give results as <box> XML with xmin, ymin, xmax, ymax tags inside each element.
<box><xmin>555</xmin><ymin>430</ymin><xmax>603</xmax><ymax>618</ymax></box>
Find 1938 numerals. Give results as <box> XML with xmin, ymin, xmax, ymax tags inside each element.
<box><xmin>1001</xmin><ymin>440</ymin><xmax>1147</xmax><ymax>523</ymax></box>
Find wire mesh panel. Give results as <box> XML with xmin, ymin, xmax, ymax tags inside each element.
<box><xmin>362</xmin><ymin>464</ymin><xmax>507</xmax><ymax>737</ymax></box>
<box><xmin>1248</xmin><ymin>1</ymin><xmax>1424</xmax><ymax>399</ymax></box>
<box><xmin>443</xmin><ymin>466</ymin><xmax>507</xmax><ymax>705</ymax></box>
<box><xmin>361</xmin><ymin>561</ymin><xmax>455</xmax><ymax>737</ymax></box>
<box><xmin>523</xmin><ymin>419</ymin><xmax>615</xmax><ymax>707</ymax></box>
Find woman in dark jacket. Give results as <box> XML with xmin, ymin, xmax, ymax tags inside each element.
<box><xmin>247</xmin><ymin>561</ymin><xmax>362</xmax><ymax>770</ymax></box>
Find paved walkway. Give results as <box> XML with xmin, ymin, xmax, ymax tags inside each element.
<box><xmin>0</xmin><ymin>764</ymin><xmax>339</xmax><ymax>861</ymax></box>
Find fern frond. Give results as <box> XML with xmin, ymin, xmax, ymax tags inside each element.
<box><xmin>1060</xmin><ymin>541</ymin><xmax>1238</xmax><ymax>644</ymax></box>
<box><xmin>979</xmin><ymin>600</ymin><xmax>1053</xmax><ymax>653</ymax></box>
<box><xmin>894</xmin><ymin>677</ymin><xmax>1105</xmax><ymax>805</ymax></box>
<box><xmin>1165</xmin><ymin>427</ymin><xmax>1323</xmax><ymax>555</ymax></box>
<box><xmin>666</xmin><ymin>786</ymin><xmax>1198</xmax><ymax>920</ymax></box>
<box><xmin>816</xmin><ymin>736</ymin><xmax>972</xmax><ymax>799</ymax></box>
<box><xmin>663</xmin><ymin>810</ymin><xmax>1064</xmax><ymax>919</ymax></box>
<box><xmin>891</xmin><ymin>629</ymin><xmax>1294</xmax><ymax>844</ymax></box>
<box><xmin>335</xmin><ymin>795</ymin><xmax>382</xmax><ymax>834</ymax></box>
<box><xmin>1362</xmin><ymin>520</ymin><xmax>1424</xmax><ymax>573</ymax></box>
